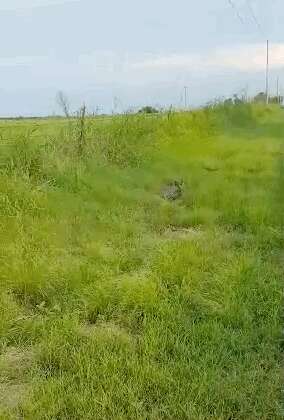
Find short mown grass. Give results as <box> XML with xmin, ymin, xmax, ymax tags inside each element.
<box><xmin>0</xmin><ymin>103</ymin><xmax>283</xmax><ymax>419</ymax></box>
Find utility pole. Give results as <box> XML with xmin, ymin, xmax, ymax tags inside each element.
<box><xmin>184</xmin><ymin>86</ymin><xmax>188</xmax><ymax>109</ymax></box>
<box><xmin>266</xmin><ymin>39</ymin><xmax>269</xmax><ymax>105</ymax></box>
<box><xmin>244</xmin><ymin>85</ymin><xmax>247</xmax><ymax>103</ymax></box>
<box><xmin>112</xmin><ymin>96</ymin><xmax>119</xmax><ymax>114</ymax></box>
<box><xmin>276</xmin><ymin>77</ymin><xmax>280</xmax><ymax>104</ymax></box>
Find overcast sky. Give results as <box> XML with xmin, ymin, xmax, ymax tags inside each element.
<box><xmin>0</xmin><ymin>0</ymin><xmax>283</xmax><ymax>116</ymax></box>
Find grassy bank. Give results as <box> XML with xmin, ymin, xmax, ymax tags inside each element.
<box><xmin>0</xmin><ymin>104</ymin><xmax>283</xmax><ymax>419</ymax></box>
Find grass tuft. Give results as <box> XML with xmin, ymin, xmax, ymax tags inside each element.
<box><xmin>0</xmin><ymin>104</ymin><xmax>283</xmax><ymax>418</ymax></box>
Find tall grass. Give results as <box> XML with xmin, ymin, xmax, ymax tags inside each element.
<box><xmin>0</xmin><ymin>104</ymin><xmax>283</xmax><ymax>419</ymax></box>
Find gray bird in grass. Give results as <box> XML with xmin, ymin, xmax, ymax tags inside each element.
<box><xmin>161</xmin><ymin>180</ymin><xmax>184</xmax><ymax>201</ymax></box>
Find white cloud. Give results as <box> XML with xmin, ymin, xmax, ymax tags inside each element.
<box><xmin>130</xmin><ymin>43</ymin><xmax>284</xmax><ymax>73</ymax></box>
<box><xmin>0</xmin><ymin>0</ymin><xmax>78</xmax><ymax>11</ymax></box>
<box><xmin>0</xmin><ymin>43</ymin><xmax>283</xmax><ymax>92</ymax></box>
<box><xmin>0</xmin><ymin>55</ymin><xmax>48</xmax><ymax>67</ymax></box>
<box><xmin>1</xmin><ymin>42</ymin><xmax>283</xmax><ymax>76</ymax></box>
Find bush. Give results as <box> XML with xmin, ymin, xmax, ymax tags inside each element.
<box><xmin>138</xmin><ymin>106</ymin><xmax>159</xmax><ymax>114</ymax></box>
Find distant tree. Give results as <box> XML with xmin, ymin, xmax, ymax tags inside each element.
<box><xmin>253</xmin><ymin>92</ymin><xmax>266</xmax><ymax>103</ymax></box>
<box><xmin>222</xmin><ymin>94</ymin><xmax>247</xmax><ymax>107</ymax></box>
<box><xmin>138</xmin><ymin>106</ymin><xmax>159</xmax><ymax>114</ymax></box>
<box><xmin>252</xmin><ymin>91</ymin><xmax>283</xmax><ymax>104</ymax></box>
<box><xmin>224</xmin><ymin>98</ymin><xmax>234</xmax><ymax>106</ymax></box>
<box><xmin>233</xmin><ymin>94</ymin><xmax>245</xmax><ymax>105</ymax></box>
<box><xmin>56</xmin><ymin>91</ymin><xmax>70</xmax><ymax>118</ymax></box>
<box><xmin>269</xmin><ymin>95</ymin><xmax>283</xmax><ymax>104</ymax></box>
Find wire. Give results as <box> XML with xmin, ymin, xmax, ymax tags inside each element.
<box><xmin>245</xmin><ymin>0</ymin><xmax>264</xmax><ymax>36</ymax></box>
<box><xmin>227</xmin><ymin>0</ymin><xmax>245</xmax><ymax>26</ymax></box>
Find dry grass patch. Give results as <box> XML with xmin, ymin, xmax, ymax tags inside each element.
<box><xmin>0</xmin><ymin>346</ymin><xmax>35</xmax><ymax>413</ymax></box>
<box><xmin>163</xmin><ymin>226</ymin><xmax>202</xmax><ymax>240</ymax></box>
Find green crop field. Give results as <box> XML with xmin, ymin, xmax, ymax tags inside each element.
<box><xmin>0</xmin><ymin>104</ymin><xmax>283</xmax><ymax>419</ymax></box>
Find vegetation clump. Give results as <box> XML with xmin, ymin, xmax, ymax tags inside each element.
<box><xmin>138</xmin><ymin>105</ymin><xmax>159</xmax><ymax>114</ymax></box>
<box><xmin>0</xmin><ymin>103</ymin><xmax>283</xmax><ymax>419</ymax></box>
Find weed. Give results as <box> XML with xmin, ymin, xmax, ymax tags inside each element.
<box><xmin>0</xmin><ymin>104</ymin><xmax>283</xmax><ymax>419</ymax></box>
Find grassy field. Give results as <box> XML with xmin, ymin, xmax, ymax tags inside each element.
<box><xmin>0</xmin><ymin>104</ymin><xmax>283</xmax><ymax>419</ymax></box>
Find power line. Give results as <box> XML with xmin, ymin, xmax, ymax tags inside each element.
<box><xmin>245</xmin><ymin>0</ymin><xmax>264</xmax><ymax>36</ymax></box>
<box><xmin>227</xmin><ymin>0</ymin><xmax>245</xmax><ymax>26</ymax></box>
<box><xmin>227</xmin><ymin>0</ymin><xmax>270</xmax><ymax>104</ymax></box>
<box><xmin>266</xmin><ymin>39</ymin><xmax>269</xmax><ymax>104</ymax></box>
<box><xmin>242</xmin><ymin>2</ymin><xmax>269</xmax><ymax>104</ymax></box>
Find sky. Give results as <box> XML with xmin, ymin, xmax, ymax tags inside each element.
<box><xmin>0</xmin><ymin>0</ymin><xmax>284</xmax><ymax>116</ymax></box>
